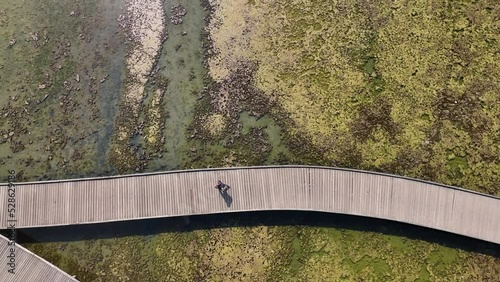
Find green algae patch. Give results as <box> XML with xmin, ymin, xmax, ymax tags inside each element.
<box><xmin>0</xmin><ymin>0</ymin><xmax>127</xmax><ymax>180</ymax></box>
<box><xmin>22</xmin><ymin>221</ymin><xmax>296</xmax><ymax>281</ymax></box>
<box><xmin>21</xmin><ymin>212</ymin><xmax>500</xmax><ymax>282</ymax></box>
<box><xmin>206</xmin><ymin>0</ymin><xmax>500</xmax><ymax>195</ymax></box>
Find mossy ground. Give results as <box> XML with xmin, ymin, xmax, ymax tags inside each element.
<box><xmin>20</xmin><ymin>212</ymin><xmax>499</xmax><ymax>281</ymax></box>
<box><xmin>3</xmin><ymin>0</ymin><xmax>500</xmax><ymax>281</ymax></box>
<box><xmin>0</xmin><ymin>0</ymin><xmax>126</xmax><ymax>180</ymax></box>
<box><xmin>205</xmin><ymin>0</ymin><xmax>499</xmax><ymax>195</ymax></box>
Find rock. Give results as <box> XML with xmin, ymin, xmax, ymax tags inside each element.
<box><xmin>30</xmin><ymin>32</ymin><xmax>39</xmax><ymax>42</ymax></box>
<box><xmin>170</xmin><ymin>4</ymin><xmax>187</xmax><ymax>25</ymax></box>
<box><xmin>75</xmin><ymin>74</ymin><xmax>80</xmax><ymax>82</ymax></box>
<box><xmin>8</xmin><ymin>38</ymin><xmax>16</xmax><ymax>47</ymax></box>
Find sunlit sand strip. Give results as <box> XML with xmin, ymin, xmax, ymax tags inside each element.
<box><xmin>145</xmin><ymin>89</ymin><xmax>164</xmax><ymax>145</ymax></box>
<box><xmin>117</xmin><ymin>0</ymin><xmax>165</xmax><ymax>142</ymax></box>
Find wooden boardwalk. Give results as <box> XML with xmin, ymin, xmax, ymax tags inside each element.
<box><xmin>1</xmin><ymin>166</ymin><xmax>499</xmax><ymax>244</ymax></box>
<box><xmin>0</xmin><ymin>235</ymin><xmax>78</xmax><ymax>281</ymax></box>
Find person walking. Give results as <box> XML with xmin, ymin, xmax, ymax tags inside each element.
<box><xmin>215</xmin><ymin>180</ymin><xmax>224</xmax><ymax>191</ymax></box>
<box><xmin>215</xmin><ymin>180</ymin><xmax>230</xmax><ymax>192</ymax></box>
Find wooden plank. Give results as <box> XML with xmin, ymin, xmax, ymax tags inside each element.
<box><xmin>0</xmin><ymin>166</ymin><xmax>498</xmax><ymax>244</ymax></box>
<box><xmin>0</xmin><ymin>235</ymin><xmax>78</xmax><ymax>282</ymax></box>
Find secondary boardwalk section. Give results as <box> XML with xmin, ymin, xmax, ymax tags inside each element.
<box><xmin>0</xmin><ymin>235</ymin><xmax>78</xmax><ymax>281</ymax></box>
<box><xmin>1</xmin><ymin>166</ymin><xmax>499</xmax><ymax>244</ymax></box>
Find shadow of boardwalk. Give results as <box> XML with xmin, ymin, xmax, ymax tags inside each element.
<box><xmin>219</xmin><ymin>186</ymin><xmax>232</xmax><ymax>207</ymax></box>
<box><xmin>7</xmin><ymin>211</ymin><xmax>499</xmax><ymax>259</ymax></box>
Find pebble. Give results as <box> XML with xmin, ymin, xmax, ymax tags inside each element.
<box><xmin>171</xmin><ymin>4</ymin><xmax>187</xmax><ymax>25</ymax></box>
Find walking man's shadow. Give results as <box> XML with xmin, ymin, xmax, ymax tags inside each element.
<box><xmin>218</xmin><ymin>185</ymin><xmax>232</xmax><ymax>207</ymax></box>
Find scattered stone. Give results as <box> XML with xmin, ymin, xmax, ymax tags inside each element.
<box><xmin>41</xmin><ymin>94</ymin><xmax>49</xmax><ymax>103</ymax></box>
<box><xmin>182</xmin><ymin>31</ymin><xmax>187</xmax><ymax>36</ymax></box>
<box><xmin>70</xmin><ymin>11</ymin><xmax>75</xmax><ymax>16</ymax></box>
<box><xmin>38</xmin><ymin>84</ymin><xmax>46</xmax><ymax>90</ymax></box>
<box><xmin>30</xmin><ymin>32</ymin><xmax>39</xmax><ymax>42</ymax></box>
<box><xmin>75</xmin><ymin>74</ymin><xmax>80</xmax><ymax>82</ymax></box>
<box><xmin>170</xmin><ymin>4</ymin><xmax>187</xmax><ymax>25</ymax></box>
<box><xmin>8</xmin><ymin>38</ymin><xmax>16</xmax><ymax>47</ymax></box>
<box><xmin>8</xmin><ymin>132</ymin><xmax>14</xmax><ymax>137</ymax></box>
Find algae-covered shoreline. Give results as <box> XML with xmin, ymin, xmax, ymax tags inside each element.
<box><xmin>1</xmin><ymin>0</ymin><xmax>499</xmax><ymax>280</ymax></box>
<box><xmin>14</xmin><ymin>212</ymin><xmax>500</xmax><ymax>281</ymax></box>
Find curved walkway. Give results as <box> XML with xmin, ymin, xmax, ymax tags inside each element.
<box><xmin>0</xmin><ymin>235</ymin><xmax>78</xmax><ymax>281</ymax></box>
<box><xmin>1</xmin><ymin>166</ymin><xmax>499</xmax><ymax>244</ymax></box>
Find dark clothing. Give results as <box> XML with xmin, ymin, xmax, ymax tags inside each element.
<box><xmin>216</xmin><ymin>181</ymin><xmax>224</xmax><ymax>190</ymax></box>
